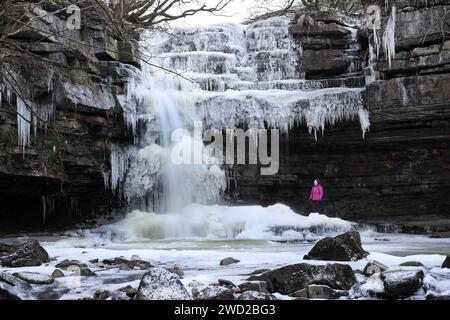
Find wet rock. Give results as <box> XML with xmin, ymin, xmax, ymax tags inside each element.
<box><xmin>51</xmin><ymin>269</ymin><xmax>65</xmax><ymax>279</ymax></box>
<box><xmin>0</xmin><ymin>272</ymin><xmax>32</xmax><ymax>291</ymax></box>
<box><xmin>363</xmin><ymin>260</ymin><xmax>388</xmax><ymax>276</ymax></box>
<box><xmin>218</xmin><ymin>279</ymin><xmax>236</xmax><ymax>288</ymax></box>
<box><xmin>103</xmin><ymin>257</ymin><xmax>129</xmax><ymax>265</ymax></box>
<box><xmin>194</xmin><ymin>286</ymin><xmax>235</xmax><ymax>300</ymax></box>
<box><xmin>381</xmin><ymin>270</ymin><xmax>424</xmax><ymax>298</ymax></box>
<box><xmin>238</xmin><ymin>281</ymin><xmax>268</xmax><ymax>293</ymax></box>
<box><xmin>13</xmin><ymin>272</ymin><xmax>54</xmax><ymax>285</ymax></box>
<box><xmin>400</xmin><ymin>261</ymin><xmax>424</xmax><ymax>267</ymax></box>
<box><xmin>167</xmin><ymin>266</ymin><xmax>184</xmax><ymax>278</ymax></box>
<box><xmin>119</xmin><ymin>285</ymin><xmax>138</xmax><ymax>298</ymax></box>
<box><xmin>127</xmin><ymin>260</ymin><xmax>152</xmax><ymax>270</ymax></box>
<box><xmin>442</xmin><ymin>255</ymin><xmax>450</xmax><ymax>269</ymax></box>
<box><xmin>0</xmin><ymin>283</ymin><xmax>21</xmax><ymax>300</ymax></box>
<box><xmin>304</xmin><ymin>231</ymin><xmax>368</xmax><ymax>261</ymax></box>
<box><xmin>291</xmin><ymin>284</ymin><xmax>348</xmax><ymax>300</ymax></box>
<box><xmin>94</xmin><ymin>290</ymin><xmax>112</xmax><ymax>300</ymax></box>
<box><xmin>248</xmin><ymin>263</ymin><xmax>357</xmax><ymax>295</ymax></box>
<box><xmin>55</xmin><ymin>259</ymin><xmax>87</xmax><ymax>270</ymax></box>
<box><xmin>426</xmin><ymin>293</ymin><xmax>450</xmax><ymax>300</ymax></box>
<box><xmin>79</xmin><ymin>267</ymin><xmax>96</xmax><ymax>277</ymax></box>
<box><xmin>0</xmin><ymin>240</ymin><xmax>50</xmax><ymax>267</ymax></box>
<box><xmin>237</xmin><ymin>291</ymin><xmax>277</xmax><ymax>300</ymax></box>
<box><xmin>220</xmin><ymin>257</ymin><xmax>240</xmax><ymax>266</ymax></box>
<box><xmin>135</xmin><ymin>268</ymin><xmax>190</xmax><ymax>300</ymax></box>
<box><xmin>89</xmin><ymin>259</ymin><xmax>99</xmax><ymax>264</ymax></box>
<box><xmin>37</xmin><ymin>289</ymin><xmax>67</xmax><ymax>300</ymax></box>
<box><xmin>188</xmin><ymin>280</ymin><xmax>203</xmax><ymax>288</ymax></box>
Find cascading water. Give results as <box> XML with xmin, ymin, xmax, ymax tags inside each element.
<box><xmin>103</xmin><ymin>17</ymin><xmax>370</xmax><ymax>241</ymax></box>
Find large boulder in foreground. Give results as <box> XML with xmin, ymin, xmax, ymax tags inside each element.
<box><xmin>0</xmin><ymin>240</ymin><xmax>50</xmax><ymax>267</ymax></box>
<box><xmin>248</xmin><ymin>263</ymin><xmax>356</xmax><ymax>295</ymax></box>
<box><xmin>135</xmin><ymin>268</ymin><xmax>190</xmax><ymax>300</ymax></box>
<box><xmin>304</xmin><ymin>231</ymin><xmax>368</xmax><ymax>261</ymax></box>
<box><xmin>381</xmin><ymin>270</ymin><xmax>424</xmax><ymax>298</ymax></box>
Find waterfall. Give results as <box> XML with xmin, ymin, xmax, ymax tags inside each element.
<box><xmin>109</xmin><ymin>17</ymin><xmax>370</xmax><ymax>219</ymax></box>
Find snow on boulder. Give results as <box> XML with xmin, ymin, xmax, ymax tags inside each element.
<box><xmin>13</xmin><ymin>272</ymin><xmax>54</xmax><ymax>285</ymax></box>
<box><xmin>248</xmin><ymin>263</ymin><xmax>357</xmax><ymax>295</ymax></box>
<box><xmin>304</xmin><ymin>231</ymin><xmax>368</xmax><ymax>261</ymax></box>
<box><xmin>381</xmin><ymin>270</ymin><xmax>425</xmax><ymax>298</ymax></box>
<box><xmin>0</xmin><ymin>240</ymin><xmax>50</xmax><ymax>267</ymax></box>
<box><xmin>193</xmin><ymin>286</ymin><xmax>235</xmax><ymax>300</ymax></box>
<box><xmin>220</xmin><ymin>257</ymin><xmax>240</xmax><ymax>266</ymax></box>
<box><xmin>135</xmin><ymin>268</ymin><xmax>190</xmax><ymax>300</ymax></box>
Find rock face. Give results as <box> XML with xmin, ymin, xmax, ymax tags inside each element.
<box><xmin>0</xmin><ymin>0</ymin><xmax>136</xmax><ymax>231</ymax></box>
<box><xmin>0</xmin><ymin>240</ymin><xmax>50</xmax><ymax>267</ymax></box>
<box><xmin>304</xmin><ymin>231</ymin><xmax>368</xmax><ymax>261</ymax></box>
<box><xmin>135</xmin><ymin>268</ymin><xmax>190</xmax><ymax>300</ymax></box>
<box><xmin>381</xmin><ymin>270</ymin><xmax>424</xmax><ymax>298</ymax></box>
<box><xmin>231</xmin><ymin>2</ymin><xmax>450</xmax><ymax>227</ymax></box>
<box><xmin>248</xmin><ymin>263</ymin><xmax>356</xmax><ymax>295</ymax></box>
<box><xmin>442</xmin><ymin>256</ymin><xmax>450</xmax><ymax>268</ymax></box>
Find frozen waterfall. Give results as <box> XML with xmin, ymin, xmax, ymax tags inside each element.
<box><xmin>109</xmin><ymin>17</ymin><xmax>370</xmax><ymax>215</ymax></box>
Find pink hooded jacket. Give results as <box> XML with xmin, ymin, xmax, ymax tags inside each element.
<box><xmin>310</xmin><ymin>184</ymin><xmax>324</xmax><ymax>201</ymax></box>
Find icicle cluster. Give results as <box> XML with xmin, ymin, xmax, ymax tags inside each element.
<box><xmin>0</xmin><ymin>70</ymin><xmax>55</xmax><ymax>153</ymax></box>
<box><xmin>383</xmin><ymin>6</ymin><xmax>396</xmax><ymax>69</ymax></box>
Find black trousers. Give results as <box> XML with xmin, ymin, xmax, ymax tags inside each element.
<box><xmin>311</xmin><ymin>201</ymin><xmax>323</xmax><ymax>214</ymax></box>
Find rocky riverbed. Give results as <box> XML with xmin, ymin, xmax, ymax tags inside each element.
<box><xmin>1</xmin><ymin>230</ymin><xmax>450</xmax><ymax>300</ymax></box>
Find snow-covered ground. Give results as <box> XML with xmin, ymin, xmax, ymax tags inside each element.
<box><xmin>2</xmin><ymin>204</ymin><xmax>449</xmax><ymax>300</ymax></box>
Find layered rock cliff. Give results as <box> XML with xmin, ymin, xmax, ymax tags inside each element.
<box><xmin>0</xmin><ymin>0</ymin><xmax>135</xmax><ymax>231</ymax></box>
<box><xmin>233</xmin><ymin>0</ymin><xmax>450</xmax><ymax>232</ymax></box>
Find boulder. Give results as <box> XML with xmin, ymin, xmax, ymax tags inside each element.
<box><xmin>135</xmin><ymin>268</ymin><xmax>190</xmax><ymax>300</ymax></box>
<box><xmin>94</xmin><ymin>290</ymin><xmax>113</xmax><ymax>300</ymax></box>
<box><xmin>119</xmin><ymin>285</ymin><xmax>137</xmax><ymax>298</ymax></box>
<box><xmin>291</xmin><ymin>284</ymin><xmax>349</xmax><ymax>300</ymax></box>
<box><xmin>363</xmin><ymin>260</ymin><xmax>388</xmax><ymax>276</ymax></box>
<box><xmin>220</xmin><ymin>257</ymin><xmax>240</xmax><ymax>266</ymax></box>
<box><xmin>167</xmin><ymin>266</ymin><xmax>184</xmax><ymax>278</ymax></box>
<box><xmin>237</xmin><ymin>291</ymin><xmax>277</xmax><ymax>300</ymax></box>
<box><xmin>51</xmin><ymin>269</ymin><xmax>65</xmax><ymax>279</ymax></box>
<box><xmin>194</xmin><ymin>286</ymin><xmax>235</xmax><ymax>300</ymax></box>
<box><xmin>218</xmin><ymin>279</ymin><xmax>236</xmax><ymax>288</ymax></box>
<box><xmin>79</xmin><ymin>267</ymin><xmax>96</xmax><ymax>277</ymax></box>
<box><xmin>304</xmin><ymin>231</ymin><xmax>368</xmax><ymax>261</ymax></box>
<box><xmin>0</xmin><ymin>240</ymin><xmax>50</xmax><ymax>267</ymax></box>
<box><xmin>238</xmin><ymin>281</ymin><xmax>268</xmax><ymax>293</ymax></box>
<box><xmin>0</xmin><ymin>272</ymin><xmax>32</xmax><ymax>291</ymax></box>
<box><xmin>426</xmin><ymin>293</ymin><xmax>450</xmax><ymax>300</ymax></box>
<box><xmin>248</xmin><ymin>263</ymin><xmax>357</xmax><ymax>295</ymax></box>
<box><xmin>13</xmin><ymin>272</ymin><xmax>54</xmax><ymax>285</ymax></box>
<box><xmin>360</xmin><ymin>273</ymin><xmax>385</xmax><ymax>299</ymax></box>
<box><xmin>442</xmin><ymin>255</ymin><xmax>450</xmax><ymax>268</ymax></box>
<box><xmin>381</xmin><ymin>270</ymin><xmax>424</xmax><ymax>298</ymax></box>
<box><xmin>55</xmin><ymin>259</ymin><xmax>86</xmax><ymax>270</ymax></box>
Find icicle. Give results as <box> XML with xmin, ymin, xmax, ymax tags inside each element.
<box><xmin>383</xmin><ymin>6</ymin><xmax>396</xmax><ymax>69</ymax></box>
<box><xmin>16</xmin><ymin>97</ymin><xmax>31</xmax><ymax>153</ymax></box>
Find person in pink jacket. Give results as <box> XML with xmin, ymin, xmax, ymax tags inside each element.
<box><xmin>310</xmin><ymin>179</ymin><xmax>324</xmax><ymax>213</ymax></box>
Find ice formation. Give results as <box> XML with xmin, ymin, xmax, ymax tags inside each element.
<box><xmin>111</xmin><ymin>17</ymin><xmax>370</xmax><ymax>211</ymax></box>
<box><xmin>383</xmin><ymin>6</ymin><xmax>397</xmax><ymax>69</ymax></box>
<box><xmin>0</xmin><ymin>70</ymin><xmax>55</xmax><ymax>153</ymax></box>
<box><xmin>104</xmin><ymin>203</ymin><xmax>355</xmax><ymax>241</ymax></box>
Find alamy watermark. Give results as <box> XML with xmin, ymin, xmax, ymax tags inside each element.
<box><xmin>170</xmin><ymin>122</ymin><xmax>280</xmax><ymax>176</ymax></box>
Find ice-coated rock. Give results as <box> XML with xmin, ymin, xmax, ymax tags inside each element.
<box><xmin>237</xmin><ymin>291</ymin><xmax>277</xmax><ymax>300</ymax></box>
<box><xmin>135</xmin><ymin>267</ymin><xmax>190</xmax><ymax>300</ymax></box>
<box><xmin>0</xmin><ymin>240</ymin><xmax>50</xmax><ymax>267</ymax></box>
<box><xmin>381</xmin><ymin>269</ymin><xmax>424</xmax><ymax>298</ymax></box>
<box><xmin>13</xmin><ymin>272</ymin><xmax>54</xmax><ymax>285</ymax></box>
<box><xmin>194</xmin><ymin>286</ymin><xmax>235</xmax><ymax>300</ymax></box>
